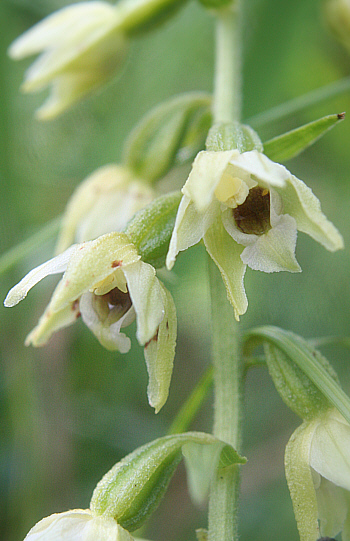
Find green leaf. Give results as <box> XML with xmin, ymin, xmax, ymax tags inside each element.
<box><xmin>123</xmin><ymin>93</ymin><xmax>212</xmax><ymax>183</ymax></box>
<box><xmin>244</xmin><ymin>326</ymin><xmax>350</xmax><ymax>424</ymax></box>
<box><xmin>263</xmin><ymin>113</ymin><xmax>345</xmax><ymax>163</ymax></box>
<box><xmin>124</xmin><ymin>191</ymin><xmax>182</xmax><ymax>268</ymax></box>
<box><xmin>90</xmin><ymin>432</ymin><xmax>245</xmax><ymax>531</ymax></box>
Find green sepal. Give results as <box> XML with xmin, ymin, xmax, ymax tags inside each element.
<box><xmin>124</xmin><ymin>191</ymin><xmax>182</xmax><ymax>268</ymax></box>
<box><xmin>123</xmin><ymin>93</ymin><xmax>212</xmax><ymax>183</ymax></box>
<box><xmin>197</xmin><ymin>0</ymin><xmax>234</xmax><ymax>10</ymax></box>
<box><xmin>263</xmin><ymin>113</ymin><xmax>345</xmax><ymax>163</ymax></box>
<box><xmin>90</xmin><ymin>431</ymin><xmax>245</xmax><ymax>531</ymax></box>
<box><xmin>243</xmin><ymin>326</ymin><xmax>350</xmax><ymax>423</ymax></box>
<box><xmin>205</xmin><ymin>121</ymin><xmax>263</xmax><ymax>153</ymax></box>
<box><xmin>117</xmin><ymin>0</ymin><xmax>188</xmax><ymax>37</ymax></box>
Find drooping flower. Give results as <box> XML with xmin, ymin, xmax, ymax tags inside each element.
<box><xmin>8</xmin><ymin>1</ymin><xmax>128</xmax><ymax>119</ymax></box>
<box><xmin>285</xmin><ymin>408</ymin><xmax>350</xmax><ymax>541</ymax></box>
<box><xmin>23</xmin><ymin>509</ymin><xmax>135</xmax><ymax>541</ymax></box>
<box><xmin>166</xmin><ymin>149</ymin><xmax>343</xmax><ymax>319</ymax></box>
<box><xmin>55</xmin><ymin>164</ymin><xmax>155</xmax><ymax>253</ymax></box>
<box><xmin>4</xmin><ymin>232</ymin><xmax>176</xmax><ymax>412</ymax></box>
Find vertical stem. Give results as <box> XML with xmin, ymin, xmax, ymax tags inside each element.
<box><xmin>213</xmin><ymin>2</ymin><xmax>242</xmax><ymax>124</ymax></box>
<box><xmin>210</xmin><ymin>2</ymin><xmax>243</xmax><ymax>538</ymax></box>
<box><xmin>208</xmin><ymin>258</ymin><xmax>243</xmax><ymax>541</ymax></box>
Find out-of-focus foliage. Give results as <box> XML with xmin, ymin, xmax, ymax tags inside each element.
<box><xmin>0</xmin><ymin>0</ymin><xmax>350</xmax><ymax>540</ymax></box>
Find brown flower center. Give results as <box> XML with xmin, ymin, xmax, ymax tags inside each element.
<box><xmin>102</xmin><ymin>288</ymin><xmax>132</xmax><ymax>314</ymax></box>
<box><xmin>232</xmin><ymin>186</ymin><xmax>271</xmax><ymax>235</ymax></box>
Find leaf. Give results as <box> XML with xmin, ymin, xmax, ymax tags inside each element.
<box><xmin>90</xmin><ymin>431</ymin><xmax>245</xmax><ymax>531</ymax></box>
<box><xmin>263</xmin><ymin>113</ymin><xmax>345</xmax><ymax>162</ymax></box>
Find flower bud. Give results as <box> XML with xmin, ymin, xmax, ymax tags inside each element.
<box><xmin>56</xmin><ymin>164</ymin><xmax>155</xmax><ymax>254</ymax></box>
<box><xmin>324</xmin><ymin>0</ymin><xmax>350</xmax><ymax>52</ymax></box>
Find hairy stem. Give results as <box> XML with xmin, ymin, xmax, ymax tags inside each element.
<box><xmin>207</xmin><ymin>258</ymin><xmax>243</xmax><ymax>541</ymax></box>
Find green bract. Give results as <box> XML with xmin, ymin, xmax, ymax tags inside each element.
<box><xmin>263</xmin><ymin>113</ymin><xmax>345</xmax><ymax>163</ymax></box>
<box><xmin>123</xmin><ymin>93</ymin><xmax>212</xmax><ymax>183</ymax></box>
<box><xmin>90</xmin><ymin>432</ymin><xmax>246</xmax><ymax>531</ymax></box>
<box><xmin>4</xmin><ymin>232</ymin><xmax>177</xmax><ymax>412</ymax></box>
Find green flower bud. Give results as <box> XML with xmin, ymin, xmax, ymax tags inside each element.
<box><xmin>205</xmin><ymin>121</ymin><xmax>263</xmax><ymax>153</ymax></box>
<box><xmin>123</xmin><ymin>93</ymin><xmax>212</xmax><ymax>183</ymax></box>
<box><xmin>90</xmin><ymin>432</ymin><xmax>245</xmax><ymax>531</ymax></box>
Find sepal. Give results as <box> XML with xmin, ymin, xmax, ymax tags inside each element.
<box><xmin>90</xmin><ymin>432</ymin><xmax>245</xmax><ymax>531</ymax></box>
<box><xmin>123</xmin><ymin>93</ymin><xmax>212</xmax><ymax>183</ymax></box>
<box><xmin>263</xmin><ymin>113</ymin><xmax>345</xmax><ymax>163</ymax></box>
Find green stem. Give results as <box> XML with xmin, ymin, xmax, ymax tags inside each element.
<box><xmin>207</xmin><ymin>258</ymin><xmax>243</xmax><ymax>541</ymax></box>
<box><xmin>213</xmin><ymin>2</ymin><xmax>241</xmax><ymax>124</ymax></box>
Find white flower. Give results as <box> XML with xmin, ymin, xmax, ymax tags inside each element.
<box><xmin>285</xmin><ymin>408</ymin><xmax>350</xmax><ymax>541</ymax></box>
<box><xmin>23</xmin><ymin>509</ymin><xmax>134</xmax><ymax>541</ymax></box>
<box><xmin>55</xmin><ymin>164</ymin><xmax>155</xmax><ymax>253</ymax></box>
<box><xmin>4</xmin><ymin>232</ymin><xmax>176</xmax><ymax>412</ymax></box>
<box><xmin>166</xmin><ymin>149</ymin><xmax>344</xmax><ymax>319</ymax></box>
<box><xmin>8</xmin><ymin>2</ymin><xmax>128</xmax><ymax>119</ymax></box>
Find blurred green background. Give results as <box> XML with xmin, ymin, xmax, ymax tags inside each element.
<box><xmin>1</xmin><ymin>0</ymin><xmax>350</xmax><ymax>539</ymax></box>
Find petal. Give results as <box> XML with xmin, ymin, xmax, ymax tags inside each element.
<box><xmin>204</xmin><ymin>218</ymin><xmax>247</xmax><ymax>320</ymax></box>
<box><xmin>310</xmin><ymin>409</ymin><xmax>350</xmax><ymax>491</ymax></box>
<box><xmin>9</xmin><ymin>2</ymin><xmax>119</xmax><ymax>59</ymax></box>
<box><xmin>182</xmin><ymin>150</ymin><xmax>239</xmax><ymax>211</ymax></box>
<box><xmin>24</xmin><ymin>509</ymin><xmax>134</xmax><ymax>541</ymax></box>
<box><xmin>274</xmin><ymin>173</ymin><xmax>344</xmax><ymax>252</ymax></box>
<box><xmin>240</xmin><ymin>215</ymin><xmax>301</xmax><ymax>273</ymax></box>
<box><xmin>228</xmin><ymin>150</ymin><xmax>289</xmax><ymax>188</ymax></box>
<box><xmin>166</xmin><ymin>195</ymin><xmax>217</xmax><ymax>270</ymax></box>
<box><xmin>25</xmin><ymin>299</ymin><xmax>81</xmax><ymax>347</ymax></box>
<box><xmin>315</xmin><ymin>476</ymin><xmax>348</xmax><ymax>539</ymax></box>
<box><xmin>144</xmin><ymin>283</ymin><xmax>177</xmax><ymax>412</ymax></box>
<box><xmin>284</xmin><ymin>421</ymin><xmax>320</xmax><ymax>541</ymax></box>
<box><xmin>80</xmin><ymin>292</ymin><xmax>132</xmax><ymax>353</ymax></box>
<box><xmin>48</xmin><ymin>233</ymin><xmax>140</xmax><ymax>313</ymax></box>
<box><xmin>4</xmin><ymin>243</ymin><xmax>78</xmax><ymax>307</ymax></box>
<box><xmin>123</xmin><ymin>261</ymin><xmax>164</xmax><ymax>346</ymax></box>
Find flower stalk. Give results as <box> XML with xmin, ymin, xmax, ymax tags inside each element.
<box><xmin>208</xmin><ymin>2</ymin><xmax>243</xmax><ymax>539</ymax></box>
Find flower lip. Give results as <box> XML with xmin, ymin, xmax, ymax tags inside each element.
<box><xmin>232</xmin><ymin>186</ymin><xmax>271</xmax><ymax>235</ymax></box>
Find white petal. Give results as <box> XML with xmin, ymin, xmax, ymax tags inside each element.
<box><xmin>48</xmin><ymin>233</ymin><xmax>140</xmax><ymax>313</ymax></box>
<box><xmin>4</xmin><ymin>244</ymin><xmax>78</xmax><ymax>307</ymax></box>
<box><xmin>314</xmin><ymin>475</ymin><xmax>348</xmax><ymax>539</ymax></box>
<box><xmin>204</xmin><ymin>218</ymin><xmax>247</xmax><ymax>320</ymax></box>
<box><xmin>123</xmin><ymin>261</ymin><xmax>164</xmax><ymax>346</ymax></box>
<box><xmin>166</xmin><ymin>195</ymin><xmax>217</xmax><ymax>270</ymax></box>
<box><xmin>183</xmin><ymin>150</ymin><xmax>239</xmax><ymax>211</ymax></box>
<box><xmin>275</xmin><ymin>173</ymin><xmax>344</xmax><ymax>252</ymax></box>
<box><xmin>25</xmin><ymin>299</ymin><xmax>80</xmax><ymax>347</ymax></box>
<box><xmin>310</xmin><ymin>409</ymin><xmax>350</xmax><ymax>491</ymax></box>
<box><xmin>80</xmin><ymin>292</ymin><xmax>132</xmax><ymax>353</ymax></box>
<box><xmin>144</xmin><ymin>283</ymin><xmax>177</xmax><ymax>412</ymax></box>
<box><xmin>24</xmin><ymin>509</ymin><xmax>134</xmax><ymax>541</ymax></box>
<box><xmin>240</xmin><ymin>215</ymin><xmax>301</xmax><ymax>273</ymax></box>
<box><xmin>229</xmin><ymin>150</ymin><xmax>288</xmax><ymax>188</ymax></box>
<box><xmin>9</xmin><ymin>2</ymin><xmax>118</xmax><ymax>59</ymax></box>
